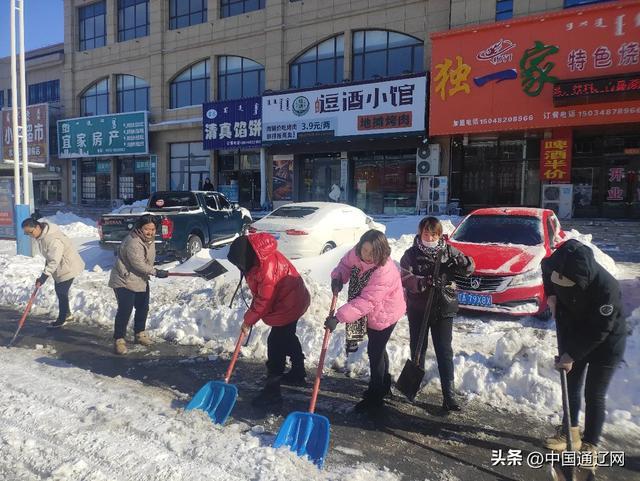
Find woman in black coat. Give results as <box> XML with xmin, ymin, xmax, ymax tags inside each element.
<box><xmin>541</xmin><ymin>239</ymin><xmax>627</xmax><ymax>461</ymax></box>
<box><xmin>400</xmin><ymin>217</ymin><xmax>474</xmax><ymax>411</ymax></box>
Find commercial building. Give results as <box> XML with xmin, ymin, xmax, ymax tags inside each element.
<box><xmin>56</xmin><ymin>0</ymin><xmax>635</xmax><ymax>216</ymax></box>
<box><xmin>0</xmin><ymin>43</ymin><xmax>65</xmax><ymax>207</ymax></box>
<box><xmin>429</xmin><ymin>0</ymin><xmax>640</xmax><ymax>218</ymax></box>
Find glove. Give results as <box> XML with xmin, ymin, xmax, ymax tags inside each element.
<box><xmin>324</xmin><ymin>315</ymin><xmax>339</xmax><ymax>332</ymax></box>
<box><xmin>446</xmin><ymin>256</ymin><xmax>467</xmax><ymax>270</ymax></box>
<box><xmin>155</xmin><ymin>269</ymin><xmax>169</xmax><ymax>278</ymax></box>
<box><xmin>418</xmin><ymin>277</ymin><xmax>430</xmax><ymax>292</ymax></box>
<box><xmin>36</xmin><ymin>273</ymin><xmax>49</xmax><ymax>287</ymax></box>
<box><xmin>554</xmin><ymin>353</ymin><xmax>574</xmax><ymax>372</ymax></box>
<box><xmin>331</xmin><ymin>278</ymin><xmax>343</xmax><ymax>295</ymax></box>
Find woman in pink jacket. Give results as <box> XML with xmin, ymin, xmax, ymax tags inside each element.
<box><xmin>325</xmin><ymin>229</ymin><xmax>406</xmax><ymax>413</ymax></box>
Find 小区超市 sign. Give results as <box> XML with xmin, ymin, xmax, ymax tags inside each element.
<box><xmin>261</xmin><ymin>74</ymin><xmax>426</xmax><ymax>144</ymax></box>
<box><xmin>57</xmin><ymin>112</ymin><xmax>148</xmax><ymax>158</ymax></box>
<box><xmin>202</xmin><ymin>97</ymin><xmax>261</xmax><ymax>150</ymax></box>
<box><xmin>553</xmin><ymin>72</ymin><xmax>640</xmax><ymax>106</ymax></box>
<box><xmin>1</xmin><ymin>103</ymin><xmax>50</xmax><ymax>164</ymax></box>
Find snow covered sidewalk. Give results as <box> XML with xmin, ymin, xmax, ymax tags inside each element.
<box><xmin>0</xmin><ymin>346</ymin><xmax>399</xmax><ymax>481</ymax></box>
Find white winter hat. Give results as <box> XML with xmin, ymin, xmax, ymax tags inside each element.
<box><xmin>551</xmin><ymin>270</ymin><xmax>576</xmax><ymax>287</ymax></box>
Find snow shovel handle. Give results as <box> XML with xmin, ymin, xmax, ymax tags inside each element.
<box><xmin>224</xmin><ymin>329</ymin><xmax>246</xmax><ymax>384</ymax></box>
<box><xmin>8</xmin><ymin>285</ymin><xmax>40</xmax><ymax>347</ymax></box>
<box><xmin>309</xmin><ymin>295</ymin><xmax>338</xmax><ymax>414</ymax></box>
<box><xmin>166</xmin><ymin>272</ymin><xmax>198</xmax><ymax>277</ymax></box>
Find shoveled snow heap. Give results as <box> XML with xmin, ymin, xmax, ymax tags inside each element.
<box><xmin>0</xmin><ymin>213</ymin><xmax>638</xmax><ymax>446</ymax></box>
<box><xmin>0</xmin><ymin>346</ymin><xmax>399</xmax><ymax>481</ymax></box>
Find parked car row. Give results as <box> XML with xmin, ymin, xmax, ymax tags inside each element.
<box><xmin>100</xmin><ymin>195</ymin><xmax>565</xmax><ymax>320</ymax></box>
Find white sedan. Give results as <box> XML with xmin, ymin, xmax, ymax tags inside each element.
<box><xmin>249</xmin><ymin>202</ymin><xmax>385</xmax><ymax>259</ymax></box>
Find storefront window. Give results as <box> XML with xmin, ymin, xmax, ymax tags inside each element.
<box><xmin>218</xmin><ymin>56</ymin><xmax>264</xmax><ymax>100</ymax></box>
<box><xmin>572</xmin><ymin>133</ymin><xmax>640</xmax><ymax>218</ymax></box>
<box><xmin>118</xmin><ymin>0</ymin><xmax>149</xmax><ymax>42</ymax></box>
<box><xmin>352</xmin><ymin>30</ymin><xmax>423</xmax><ymax>81</ymax></box>
<box><xmin>461</xmin><ymin>139</ymin><xmax>529</xmax><ymax>208</ymax></box>
<box><xmin>80</xmin><ymin>79</ymin><xmax>109</xmax><ymax>116</ymax></box>
<box><xmin>298</xmin><ymin>153</ymin><xmax>341</xmax><ymax>203</ymax></box>
<box><xmin>170</xmin><ymin>60</ymin><xmax>210</xmax><ymax>108</ymax></box>
<box><xmin>351</xmin><ymin>150</ymin><xmax>416</xmax><ymax>215</ymax></box>
<box><xmin>169</xmin><ymin>0</ymin><xmax>207</xmax><ymax>29</ymax></box>
<box><xmin>290</xmin><ymin>36</ymin><xmax>344</xmax><ymax>89</ymax></box>
<box><xmin>170</xmin><ymin>142</ymin><xmax>211</xmax><ymax>191</ymax></box>
<box><xmin>79</xmin><ymin>1</ymin><xmax>106</xmax><ymax>51</ymax></box>
<box><xmin>118</xmin><ymin>158</ymin><xmax>150</xmax><ymax>201</ymax></box>
<box><xmin>218</xmin><ymin>150</ymin><xmax>261</xmax><ymax>208</ymax></box>
<box><xmin>80</xmin><ymin>159</ymin><xmax>111</xmax><ymax>203</ymax></box>
<box><xmin>116</xmin><ymin>74</ymin><xmax>149</xmax><ymax>112</ymax></box>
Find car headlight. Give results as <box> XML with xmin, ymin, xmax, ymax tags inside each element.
<box><xmin>509</xmin><ymin>266</ymin><xmax>543</xmax><ymax>287</ymax></box>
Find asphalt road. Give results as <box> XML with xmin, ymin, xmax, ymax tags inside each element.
<box><xmin>1</xmin><ymin>307</ymin><xmax>638</xmax><ymax>481</ymax></box>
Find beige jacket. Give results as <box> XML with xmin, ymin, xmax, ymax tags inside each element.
<box><xmin>37</xmin><ymin>222</ymin><xmax>85</xmax><ymax>283</ymax></box>
<box><xmin>108</xmin><ymin>231</ymin><xmax>157</xmax><ymax>292</ymax></box>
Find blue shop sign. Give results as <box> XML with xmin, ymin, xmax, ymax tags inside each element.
<box><xmin>202</xmin><ymin>97</ymin><xmax>262</xmax><ymax>150</ymax></box>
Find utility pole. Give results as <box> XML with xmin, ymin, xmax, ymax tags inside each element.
<box><xmin>10</xmin><ymin>0</ymin><xmax>32</xmax><ymax>256</ymax></box>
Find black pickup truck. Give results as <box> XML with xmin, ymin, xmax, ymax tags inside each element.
<box><xmin>98</xmin><ymin>191</ymin><xmax>252</xmax><ymax>261</ymax></box>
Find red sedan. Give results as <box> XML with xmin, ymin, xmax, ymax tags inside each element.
<box><xmin>447</xmin><ymin>207</ymin><xmax>566</xmax><ymax>319</ymax></box>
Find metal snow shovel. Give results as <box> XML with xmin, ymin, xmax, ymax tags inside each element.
<box><xmin>186</xmin><ymin>328</ymin><xmax>246</xmax><ymax>424</ymax></box>
<box><xmin>396</xmin><ymin>250</ymin><xmax>444</xmax><ymax>402</ymax></box>
<box><xmin>550</xmin><ymin>367</ymin><xmax>577</xmax><ymax>481</ymax></box>
<box><xmin>7</xmin><ymin>285</ymin><xmax>40</xmax><ymax>347</ymax></box>
<box><xmin>167</xmin><ymin>259</ymin><xmax>228</xmax><ymax>280</ymax></box>
<box><xmin>273</xmin><ymin>295</ymin><xmax>338</xmax><ymax>469</ymax></box>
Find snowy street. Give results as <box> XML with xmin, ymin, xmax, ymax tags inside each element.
<box><xmin>0</xmin><ymin>213</ymin><xmax>638</xmax><ymax>480</ymax></box>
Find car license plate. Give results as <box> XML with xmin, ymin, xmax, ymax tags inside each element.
<box><xmin>457</xmin><ymin>291</ymin><xmax>492</xmax><ymax>307</ymax></box>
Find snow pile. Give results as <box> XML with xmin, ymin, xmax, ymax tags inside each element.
<box><xmin>43</xmin><ymin>212</ymin><xmax>98</xmax><ymax>238</ymax></box>
<box><xmin>110</xmin><ymin>199</ymin><xmax>149</xmax><ymax>214</ymax></box>
<box><xmin>0</xmin><ymin>347</ymin><xmax>400</xmax><ymax>481</ymax></box>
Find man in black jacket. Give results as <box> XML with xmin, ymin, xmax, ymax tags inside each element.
<box><xmin>541</xmin><ymin>239</ymin><xmax>627</xmax><ymax>461</ymax></box>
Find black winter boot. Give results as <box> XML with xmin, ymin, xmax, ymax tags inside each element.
<box><xmin>441</xmin><ymin>380</ymin><xmax>461</xmax><ymax>412</ymax></box>
<box><xmin>354</xmin><ymin>389</ymin><xmax>385</xmax><ymax>413</ymax></box>
<box><xmin>281</xmin><ymin>364</ymin><xmax>307</xmax><ymax>386</ymax></box>
<box><xmin>251</xmin><ymin>375</ymin><xmax>282</xmax><ymax>407</ymax></box>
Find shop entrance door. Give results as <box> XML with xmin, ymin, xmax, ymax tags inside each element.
<box><xmin>300</xmin><ymin>154</ymin><xmax>341</xmax><ymax>202</ymax></box>
<box><xmin>239</xmin><ymin>170</ymin><xmax>261</xmax><ymax>209</ymax></box>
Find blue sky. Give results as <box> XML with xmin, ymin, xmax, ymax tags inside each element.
<box><xmin>0</xmin><ymin>0</ymin><xmax>64</xmax><ymax>58</ymax></box>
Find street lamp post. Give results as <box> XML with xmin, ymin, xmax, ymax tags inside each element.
<box><xmin>10</xmin><ymin>0</ymin><xmax>32</xmax><ymax>256</ymax></box>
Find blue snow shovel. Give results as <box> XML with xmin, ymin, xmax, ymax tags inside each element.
<box><xmin>273</xmin><ymin>295</ymin><xmax>337</xmax><ymax>469</ymax></box>
<box><xmin>186</xmin><ymin>329</ymin><xmax>246</xmax><ymax>424</ymax></box>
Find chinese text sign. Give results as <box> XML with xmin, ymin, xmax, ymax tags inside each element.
<box><xmin>540</xmin><ymin>137</ymin><xmax>572</xmax><ymax>183</ymax></box>
<box><xmin>202</xmin><ymin>97</ymin><xmax>262</xmax><ymax>150</ymax></box>
<box><xmin>1</xmin><ymin>104</ymin><xmax>50</xmax><ymax>164</ymax></box>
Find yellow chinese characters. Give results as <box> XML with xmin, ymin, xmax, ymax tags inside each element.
<box><xmin>435</xmin><ymin>56</ymin><xmax>472</xmax><ymax>100</ymax></box>
<box><xmin>543</xmin><ymin>140</ymin><xmax>569</xmax><ymax>180</ymax></box>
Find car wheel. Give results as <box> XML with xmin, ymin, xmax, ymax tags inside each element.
<box><xmin>320</xmin><ymin>242</ymin><xmax>335</xmax><ymax>255</ymax></box>
<box><xmin>186</xmin><ymin>234</ymin><xmax>203</xmax><ymax>258</ymax></box>
<box><xmin>535</xmin><ymin>306</ymin><xmax>552</xmax><ymax>321</ymax></box>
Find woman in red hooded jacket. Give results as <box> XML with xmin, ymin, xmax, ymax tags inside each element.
<box><xmin>227</xmin><ymin>233</ymin><xmax>310</xmax><ymax>406</ymax></box>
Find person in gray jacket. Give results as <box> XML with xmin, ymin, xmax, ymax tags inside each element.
<box><xmin>22</xmin><ymin>217</ymin><xmax>85</xmax><ymax>328</ymax></box>
<box><xmin>108</xmin><ymin>214</ymin><xmax>169</xmax><ymax>355</ymax></box>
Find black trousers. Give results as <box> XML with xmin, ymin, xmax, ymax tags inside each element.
<box><xmin>407</xmin><ymin>307</ymin><xmax>454</xmax><ymax>385</ymax></box>
<box><xmin>266</xmin><ymin>320</ymin><xmax>304</xmax><ymax>377</ymax></box>
<box><xmin>54</xmin><ymin>278</ymin><xmax>73</xmax><ymax>322</ymax></box>
<box><xmin>566</xmin><ymin>358</ymin><xmax>618</xmax><ymax>445</ymax></box>
<box><xmin>366</xmin><ymin>323</ymin><xmax>396</xmax><ymax>399</ymax></box>
<box><xmin>113</xmin><ymin>286</ymin><xmax>150</xmax><ymax>339</ymax></box>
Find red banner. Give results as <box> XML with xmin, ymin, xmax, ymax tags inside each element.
<box><xmin>429</xmin><ymin>0</ymin><xmax>640</xmax><ymax>135</ymax></box>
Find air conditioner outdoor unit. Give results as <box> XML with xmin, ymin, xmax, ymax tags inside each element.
<box><xmin>427</xmin><ymin>202</ymin><xmax>448</xmax><ymax>215</ymax></box>
<box><xmin>541</xmin><ymin>184</ymin><xmax>573</xmax><ymax>220</ymax></box>
<box><xmin>416</xmin><ymin>144</ymin><xmax>441</xmax><ymax>176</ymax></box>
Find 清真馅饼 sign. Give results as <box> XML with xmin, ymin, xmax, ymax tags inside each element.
<box><xmin>261</xmin><ymin>73</ymin><xmax>426</xmax><ymax>144</ymax></box>
<box><xmin>202</xmin><ymin>97</ymin><xmax>261</xmax><ymax>150</ymax></box>
<box><xmin>1</xmin><ymin>103</ymin><xmax>50</xmax><ymax>164</ymax></box>
<box><xmin>429</xmin><ymin>0</ymin><xmax>640</xmax><ymax>135</ymax></box>
<box><xmin>57</xmin><ymin>111</ymin><xmax>148</xmax><ymax>158</ymax></box>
